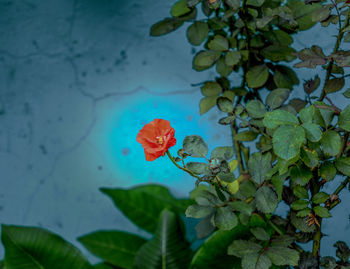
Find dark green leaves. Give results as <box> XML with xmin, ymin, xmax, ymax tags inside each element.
<box><xmin>301</xmin><ymin>123</ymin><xmax>322</xmax><ymax>142</ymax></box>
<box><xmin>241</xmin><ymin>253</ymin><xmax>271</xmax><ymax>269</ymax></box>
<box><xmin>266</xmin><ymin>88</ymin><xmax>290</xmax><ymax>109</ymax></box>
<box><xmin>266</xmin><ymin>247</ymin><xmax>299</xmax><ymax>266</ymax></box>
<box><xmin>187</xmin><ymin>162</ymin><xmax>211</xmax><ymax>174</ymax></box>
<box><xmin>150</xmin><ymin>18</ymin><xmax>183</xmax><ymax>36</ymax></box>
<box><xmin>225</xmin><ymin>51</ymin><xmax>241</xmax><ymax>66</ymax></box>
<box><xmin>211</xmin><ymin>146</ymin><xmax>234</xmax><ymax>160</ymax></box>
<box><xmin>290</xmin><ymin>164</ymin><xmax>312</xmax><ymax>186</ymax></box>
<box><xmin>78</xmin><ymin>231</ymin><xmax>146</xmax><ymax>269</ymax></box>
<box><xmin>273</xmin><ymin>125</ymin><xmax>306</xmax><ymax>160</ymax></box>
<box><xmin>228</xmin><ymin>240</ymin><xmax>262</xmax><ymax>257</ymax></box>
<box><xmin>248</xmin><ymin>152</ymin><xmax>272</xmax><ymax>184</ymax></box>
<box><xmin>201</xmin><ymin>81</ymin><xmax>222</xmax><ymax>96</ymax></box>
<box><xmin>314</xmin><ymin>206</ymin><xmax>332</xmax><ymax>218</ymax></box>
<box><xmin>208</xmin><ymin>35</ymin><xmax>229</xmax><ymax>51</ymax></box>
<box><xmin>312</xmin><ymin>192</ymin><xmax>329</xmax><ymax>204</ymax></box>
<box><xmin>214</xmin><ymin>207</ymin><xmax>238</xmax><ymax>230</ymax></box>
<box><xmin>246</xmin><ymin>100</ymin><xmax>266</xmax><ymax>118</ymax></box>
<box><xmin>100</xmin><ymin>185</ymin><xmax>189</xmax><ymax>233</ymax></box>
<box><xmin>338</xmin><ymin>104</ymin><xmax>350</xmax><ymax>131</ymax></box>
<box><xmin>134</xmin><ymin>210</ymin><xmax>192</xmax><ymax>269</ymax></box>
<box><xmin>263</xmin><ymin>110</ymin><xmax>299</xmax><ymax>129</ymax></box>
<box><xmin>187</xmin><ymin>21</ymin><xmax>209</xmax><ymax>45</ymax></box>
<box><xmin>324</xmin><ymin>78</ymin><xmax>345</xmax><ymax>94</ymax></box>
<box><xmin>217</xmin><ymin>97</ymin><xmax>233</xmax><ymax>113</ymax></box>
<box><xmin>200</xmin><ymin>96</ymin><xmax>217</xmax><ymax>115</ymax></box>
<box><xmin>193</xmin><ymin>50</ymin><xmax>221</xmax><ymax>71</ymax></box>
<box><xmin>234</xmin><ymin>131</ymin><xmax>258</xmax><ymax>141</ymax></box>
<box><xmin>255</xmin><ymin>186</ymin><xmax>278</xmax><ymax>214</ymax></box>
<box><xmin>321</xmin><ymin>130</ymin><xmax>341</xmax><ymax>156</ymax></box>
<box><xmin>1</xmin><ymin>225</ymin><xmax>91</xmax><ymax>269</ymax></box>
<box><xmin>171</xmin><ymin>0</ymin><xmax>191</xmax><ymax>17</ymax></box>
<box><xmin>246</xmin><ymin>65</ymin><xmax>269</xmax><ymax>88</ymax></box>
<box><xmin>335</xmin><ymin>157</ymin><xmax>350</xmax><ymax>176</ymax></box>
<box><xmin>186</xmin><ymin>204</ymin><xmax>214</xmax><ymax>218</ymax></box>
<box><xmin>183</xmin><ymin>135</ymin><xmax>208</xmax><ymax>157</ymax></box>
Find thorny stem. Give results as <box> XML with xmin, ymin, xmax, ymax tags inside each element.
<box><xmin>319</xmin><ymin>8</ymin><xmax>350</xmax><ymax>101</ymax></box>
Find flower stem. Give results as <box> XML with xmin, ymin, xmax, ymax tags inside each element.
<box><xmin>166</xmin><ymin>151</ymin><xmax>201</xmax><ymax>180</ymax></box>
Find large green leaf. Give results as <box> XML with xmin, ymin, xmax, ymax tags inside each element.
<box><xmin>228</xmin><ymin>240</ymin><xmax>262</xmax><ymax>258</ymax></box>
<box><xmin>321</xmin><ymin>130</ymin><xmax>341</xmax><ymax>156</ymax></box>
<box><xmin>183</xmin><ymin>135</ymin><xmax>209</xmax><ymax>157</ymax></box>
<box><xmin>171</xmin><ymin>0</ymin><xmax>191</xmax><ymax>17</ymax></box>
<box><xmin>263</xmin><ymin>110</ymin><xmax>299</xmax><ymax>129</ymax></box>
<box><xmin>150</xmin><ymin>18</ymin><xmax>183</xmax><ymax>36</ymax></box>
<box><xmin>248</xmin><ymin>152</ymin><xmax>272</xmax><ymax>184</ymax></box>
<box><xmin>100</xmin><ymin>184</ymin><xmax>191</xmax><ymax>233</ymax></box>
<box><xmin>255</xmin><ymin>186</ymin><xmax>278</xmax><ymax>214</ymax></box>
<box><xmin>266</xmin><ymin>247</ymin><xmax>299</xmax><ymax>266</ymax></box>
<box><xmin>187</xmin><ymin>21</ymin><xmax>209</xmax><ymax>46</ymax></box>
<box><xmin>273</xmin><ymin>125</ymin><xmax>306</xmax><ymax>160</ymax></box>
<box><xmin>246</xmin><ymin>65</ymin><xmax>269</xmax><ymax>88</ymax></box>
<box><xmin>246</xmin><ymin>100</ymin><xmax>267</xmax><ymax>118</ymax></box>
<box><xmin>266</xmin><ymin>88</ymin><xmax>290</xmax><ymax>109</ymax></box>
<box><xmin>214</xmin><ymin>207</ymin><xmax>238</xmax><ymax>230</ymax></box>
<box><xmin>338</xmin><ymin>104</ymin><xmax>350</xmax><ymax>131</ymax></box>
<box><xmin>335</xmin><ymin>157</ymin><xmax>350</xmax><ymax>176</ymax></box>
<box><xmin>1</xmin><ymin>225</ymin><xmax>91</xmax><ymax>269</ymax></box>
<box><xmin>190</xmin><ymin>226</ymin><xmax>248</xmax><ymax>269</ymax></box>
<box><xmin>242</xmin><ymin>253</ymin><xmax>271</xmax><ymax>269</ymax></box>
<box><xmin>193</xmin><ymin>50</ymin><xmax>221</xmax><ymax>71</ymax></box>
<box><xmin>133</xmin><ymin>209</ymin><xmax>192</xmax><ymax>269</ymax></box>
<box><xmin>301</xmin><ymin>123</ymin><xmax>322</xmax><ymax>142</ymax></box>
<box><xmin>78</xmin><ymin>231</ymin><xmax>146</xmax><ymax>269</ymax></box>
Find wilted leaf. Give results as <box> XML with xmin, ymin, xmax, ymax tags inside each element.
<box><xmin>294</xmin><ymin>45</ymin><xmax>327</xmax><ymax>68</ymax></box>
<box><xmin>303</xmin><ymin>75</ymin><xmax>320</xmax><ymax>94</ymax></box>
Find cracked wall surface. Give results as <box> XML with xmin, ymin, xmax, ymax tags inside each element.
<box><xmin>0</xmin><ymin>0</ymin><xmax>349</xmax><ymax>261</ymax></box>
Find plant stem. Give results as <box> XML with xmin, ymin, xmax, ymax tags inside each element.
<box><xmin>329</xmin><ymin>177</ymin><xmax>350</xmax><ymax>210</ymax></box>
<box><xmin>230</xmin><ymin>122</ymin><xmax>245</xmax><ymax>173</ymax></box>
<box><xmin>166</xmin><ymin>151</ymin><xmax>201</xmax><ymax>180</ymax></box>
<box><xmin>311</xmin><ymin>177</ymin><xmax>322</xmax><ymax>259</ymax></box>
<box><xmin>319</xmin><ymin>9</ymin><xmax>350</xmax><ymax>101</ymax></box>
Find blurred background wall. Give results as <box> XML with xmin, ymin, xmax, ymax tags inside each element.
<box><xmin>0</xmin><ymin>0</ymin><xmax>349</xmax><ymax>261</ymax></box>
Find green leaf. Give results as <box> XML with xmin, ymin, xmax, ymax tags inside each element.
<box><xmin>290</xmin><ymin>164</ymin><xmax>312</xmax><ymax>186</ymax></box>
<box><xmin>208</xmin><ymin>35</ymin><xmax>229</xmax><ymax>51</ymax></box>
<box><xmin>312</xmin><ymin>192</ymin><xmax>329</xmax><ymax>204</ymax></box>
<box><xmin>217</xmin><ymin>172</ymin><xmax>236</xmax><ymax>183</ymax></box>
<box><xmin>211</xmin><ymin>146</ymin><xmax>234</xmax><ymax>160</ymax></box>
<box><xmin>299</xmin><ymin>105</ymin><xmax>316</xmax><ymax>123</ymax></box>
<box><xmin>261</xmin><ymin>45</ymin><xmax>296</xmax><ymax>62</ymax></box>
<box><xmin>334</xmin><ymin>241</ymin><xmax>350</xmax><ymax>262</ymax></box>
<box><xmin>291</xmin><ymin>212</ymin><xmax>315</xmax><ymax>232</ymax></box>
<box><xmin>187</xmin><ymin>162</ymin><xmax>211</xmax><ymax>175</ymax></box>
<box><xmin>187</xmin><ymin>0</ymin><xmax>201</xmax><ymax>7</ymax></box>
<box><xmin>266</xmin><ymin>247</ymin><xmax>299</xmax><ymax>266</ymax></box>
<box><xmin>187</xmin><ymin>21</ymin><xmax>209</xmax><ymax>45</ymax></box>
<box><xmin>1</xmin><ymin>225</ymin><xmax>91</xmax><ymax>269</ymax></box>
<box><xmin>183</xmin><ymin>135</ymin><xmax>208</xmax><ymax>157</ymax></box>
<box><xmin>242</xmin><ymin>253</ymin><xmax>271</xmax><ymax>269</ymax></box>
<box><xmin>271</xmin><ymin>174</ymin><xmax>285</xmax><ymax>201</ymax></box>
<box><xmin>200</xmin><ymin>96</ymin><xmax>217</xmax><ymax>115</ymax></box>
<box><xmin>291</xmin><ymin>199</ymin><xmax>309</xmax><ymax>210</ymax></box>
<box><xmin>266</xmin><ymin>88</ymin><xmax>290</xmax><ymax>109</ymax></box>
<box><xmin>225</xmin><ymin>0</ymin><xmax>241</xmax><ymax>9</ymax></box>
<box><xmin>248</xmin><ymin>152</ymin><xmax>272</xmax><ymax>184</ymax></box>
<box><xmin>338</xmin><ymin>104</ymin><xmax>350</xmax><ymax>131</ymax></box>
<box><xmin>193</xmin><ymin>50</ymin><xmax>221</xmax><ymax>71</ymax></box>
<box><xmin>201</xmin><ymin>82</ymin><xmax>222</xmax><ymax>97</ymax></box>
<box><xmin>217</xmin><ymin>97</ymin><xmax>233</xmax><ymax>113</ymax></box>
<box><xmin>319</xmin><ymin>161</ymin><xmax>337</xmax><ymax>181</ymax></box>
<box><xmin>321</xmin><ymin>130</ymin><xmax>341</xmax><ymax>156</ymax></box>
<box><xmin>300</xmin><ymin>147</ymin><xmax>319</xmax><ymax>168</ymax></box>
<box><xmin>263</xmin><ymin>110</ymin><xmax>299</xmax><ymax>129</ymax></box>
<box><xmin>229</xmin><ymin>201</ymin><xmax>254</xmax><ymax>215</ymax></box>
<box><xmin>255</xmin><ymin>186</ymin><xmax>278</xmax><ymax>214</ymax></box>
<box><xmin>314</xmin><ymin>206</ymin><xmax>332</xmax><ymax>218</ymax></box>
<box><xmin>191</xmin><ymin>226</ymin><xmax>249</xmax><ymax>268</ymax></box>
<box><xmin>186</xmin><ymin>204</ymin><xmax>214</xmax><ymax>218</ymax></box>
<box><xmin>134</xmin><ymin>209</ymin><xmax>192</xmax><ymax>269</ymax></box>
<box><xmin>311</xmin><ymin>5</ymin><xmax>331</xmax><ymax>22</ymax></box>
<box><xmin>264</xmin><ymin>31</ymin><xmax>293</xmax><ymax>46</ymax></box>
<box><xmin>301</xmin><ymin>123</ymin><xmax>322</xmax><ymax>142</ymax></box>
<box><xmin>324</xmin><ymin>77</ymin><xmax>345</xmax><ymax>94</ymax></box>
<box><xmin>335</xmin><ymin>157</ymin><xmax>350</xmax><ymax>176</ymax></box>
<box><xmin>234</xmin><ymin>131</ymin><xmax>258</xmax><ymax>141</ymax></box>
<box><xmin>297</xmin><ymin>208</ymin><xmax>311</xmax><ymax>217</ymax></box>
<box><xmin>250</xmin><ymin>227</ymin><xmax>270</xmax><ymax>241</ymax></box>
<box><xmin>150</xmin><ymin>18</ymin><xmax>183</xmax><ymax>36</ymax></box>
<box><xmin>225</xmin><ymin>51</ymin><xmax>241</xmax><ymax>66</ymax></box>
<box><xmin>293</xmin><ymin>186</ymin><xmax>309</xmax><ymax>199</ymax></box>
<box><xmin>214</xmin><ymin>207</ymin><xmax>238</xmax><ymax>230</ymax></box>
<box><xmin>313</xmin><ymin>101</ymin><xmax>334</xmax><ymax>128</ymax></box>
<box><xmin>343</xmin><ymin>88</ymin><xmax>350</xmax><ymax>98</ymax></box>
<box><xmin>216</xmin><ymin>57</ymin><xmax>233</xmax><ymax>77</ymax></box>
<box><xmin>287</xmin><ymin>0</ymin><xmax>321</xmax><ymax>30</ymax></box>
<box><xmin>78</xmin><ymin>231</ymin><xmax>146</xmax><ymax>269</ymax></box>
<box><xmin>246</xmin><ymin>65</ymin><xmax>269</xmax><ymax>88</ymax></box>
<box><xmin>228</xmin><ymin>240</ymin><xmax>262</xmax><ymax>258</ymax></box>
<box><xmin>273</xmin><ymin>125</ymin><xmax>306</xmax><ymax>160</ymax></box>
<box><xmin>100</xmin><ymin>185</ymin><xmax>188</xmax><ymax>233</ymax></box>
<box><xmin>171</xmin><ymin>0</ymin><xmax>192</xmax><ymax>17</ymax></box>
<box><xmin>246</xmin><ymin>100</ymin><xmax>267</xmax><ymax>118</ymax></box>
<box><xmin>218</xmin><ymin>115</ymin><xmax>236</xmax><ymax>125</ymax></box>
<box><xmin>247</xmin><ymin>0</ymin><xmax>265</xmax><ymax>7</ymax></box>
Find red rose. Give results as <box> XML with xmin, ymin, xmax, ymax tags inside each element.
<box><xmin>136</xmin><ymin>119</ymin><xmax>177</xmax><ymax>161</ymax></box>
